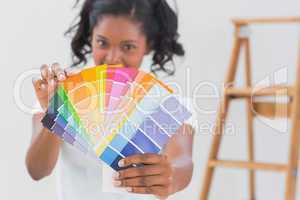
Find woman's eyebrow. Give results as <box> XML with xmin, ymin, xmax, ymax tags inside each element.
<box><xmin>96</xmin><ymin>35</ymin><xmax>108</xmax><ymax>40</ymax></box>
<box><xmin>95</xmin><ymin>35</ymin><xmax>137</xmax><ymax>43</ymax></box>
<box><xmin>121</xmin><ymin>40</ymin><xmax>138</xmax><ymax>44</ymax></box>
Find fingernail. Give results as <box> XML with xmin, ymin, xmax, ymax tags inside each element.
<box><xmin>113</xmin><ymin>181</ymin><xmax>121</xmax><ymax>187</ymax></box>
<box><xmin>126</xmin><ymin>187</ymin><xmax>132</xmax><ymax>192</ymax></box>
<box><xmin>41</xmin><ymin>84</ymin><xmax>46</xmax><ymax>90</ymax></box>
<box><xmin>113</xmin><ymin>172</ymin><xmax>119</xmax><ymax>179</ymax></box>
<box><xmin>58</xmin><ymin>74</ymin><xmax>65</xmax><ymax>81</ymax></box>
<box><xmin>118</xmin><ymin>159</ymin><xmax>125</xmax><ymax>167</ymax></box>
<box><xmin>41</xmin><ymin>70</ymin><xmax>47</xmax><ymax>78</ymax></box>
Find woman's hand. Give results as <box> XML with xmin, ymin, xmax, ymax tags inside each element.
<box><xmin>113</xmin><ymin>154</ymin><xmax>174</xmax><ymax>199</ymax></box>
<box><xmin>32</xmin><ymin>63</ymin><xmax>80</xmax><ymax>111</ymax></box>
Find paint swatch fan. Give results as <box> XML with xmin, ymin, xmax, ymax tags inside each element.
<box><xmin>41</xmin><ymin>65</ymin><xmax>192</xmax><ymax>171</ymax></box>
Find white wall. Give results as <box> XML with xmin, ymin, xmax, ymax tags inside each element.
<box><xmin>1</xmin><ymin>0</ymin><xmax>300</xmax><ymax>199</ymax></box>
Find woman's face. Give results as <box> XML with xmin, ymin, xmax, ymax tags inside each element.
<box><xmin>91</xmin><ymin>15</ymin><xmax>150</xmax><ymax>68</ymax></box>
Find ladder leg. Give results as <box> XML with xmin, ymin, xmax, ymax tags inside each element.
<box><xmin>244</xmin><ymin>38</ymin><xmax>256</xmax><ymax>200</ymax></box>
<box><xmin>285</xmin><ymin>39</ymin><xmax>300</xmax><ymax>200</ymax></box>
<box><xmin>285</xmin><ymin>101</ymin><xmax>300</xmax><ymax>200</ymax></box>
<box><xmin>200</xmin><ymin>98</ymin><xmax>229</xmax><ymax>200</ymax></box>
<box><xmin>200</xmin><ymin>34</ymin><xmax>243</xmax><ymax>200</ymax></box>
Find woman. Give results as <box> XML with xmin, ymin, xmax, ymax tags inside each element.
<box><xmin>26</xmin><ymin>0</ymin><xmax>195</xmax><ymax>199</ymax></box>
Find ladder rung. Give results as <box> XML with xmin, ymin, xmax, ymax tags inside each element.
<box><xmin>253</xmin><ymin>102</ymin><xmax>292</xmax><ymax>118</ymax></box>
<box><xmin>232</xmin><ymin>17</ymin><xmax>300</xmax><ymax>25</ymax></box>
<box><xmin>225</xmin><ymin>86</ymin><xmax>294</xmax><ymax>98</ymax></box>
<box><xmin>208</xmin><ymin>160</ymin><xmax>288</xmax><ymax>172</ymax></box>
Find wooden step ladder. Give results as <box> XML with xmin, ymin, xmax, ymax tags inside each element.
<box><xmin>200</xmin><ymin>17</ymin><xmax>300</xmax><ymax>200</ymax></box>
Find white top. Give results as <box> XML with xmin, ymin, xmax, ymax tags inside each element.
<box><xmin>34</xmin><ymin>96</ymin><xmax>198</xmax><ymax>200</ymax></box>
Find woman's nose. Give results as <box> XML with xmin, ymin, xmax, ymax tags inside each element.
<box><xmin>105</xmin><ymin>48</ymin><xmax>122</xmax><ymax>65</ymax></box>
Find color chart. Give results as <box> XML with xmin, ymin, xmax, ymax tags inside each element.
<box><xmin>42</xmin><ymin>65</ymin><xmax>192</xmax><ymax>171</ymax></box>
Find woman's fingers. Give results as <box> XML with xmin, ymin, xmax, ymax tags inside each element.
<box><xmin>33</xmin><ymin>63</ymin><xmax>64</xmax><ymax>110</ymax></box>
<box><xmin>114</xmin><ymin>174</ymin><xmax>170</xmax><ymax>188</ymax></box>
<box><xmin>116</xmin><ymin>164</ymin><xmax>165</xmax><ymax>180</ymax></box>
<box><xmin>40</xmin><ymin>63</ymin><xmax>67</xmax><ymax>82</ymax></box>
<box><xmin>119</xmin><ymin>154</ymin><xmax>167</xmax><ymax>167</ymax></box>
<box><xmin>113</xmin><ymin>154</ymin><xmax>173</xmax><ymax>198</ymax></box>
<box><xmin>51</xmin><ymin>63</ymin><xmax>66</xmax><ymax>81</ymax></box>
<box><xmin>40</xmin><ymin>64</ymin><xmax>53</xmax><ymax>80</ymax></box>
<box><xmin>32</xmin><ymin>77</ymin><xmax>45</xmax><ymax>91</ymax></box>
<box><xmin>32</xmin><ymin>76</ymin><xmax>56</xmax><ymax>94</ymax></box>
<box><xmin>34</xmin><ymin>63</ymin><xmax>61</xmax><ymax>96</ymax></box>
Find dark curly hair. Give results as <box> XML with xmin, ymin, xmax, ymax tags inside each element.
<box><xmin>65</xmin><ymin>0</ymin><xmax>185</xmax><ymax>75</ymax></box>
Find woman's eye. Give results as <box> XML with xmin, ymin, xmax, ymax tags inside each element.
<box><xmin>122</xmin><ymin>44</ymin><xmax>136</xmax><ymax>51</ymax></box>
<box><xmin>97</xmin><ymin>40</ymin><xmax>107</xmax><ymax>48</ymax></box>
